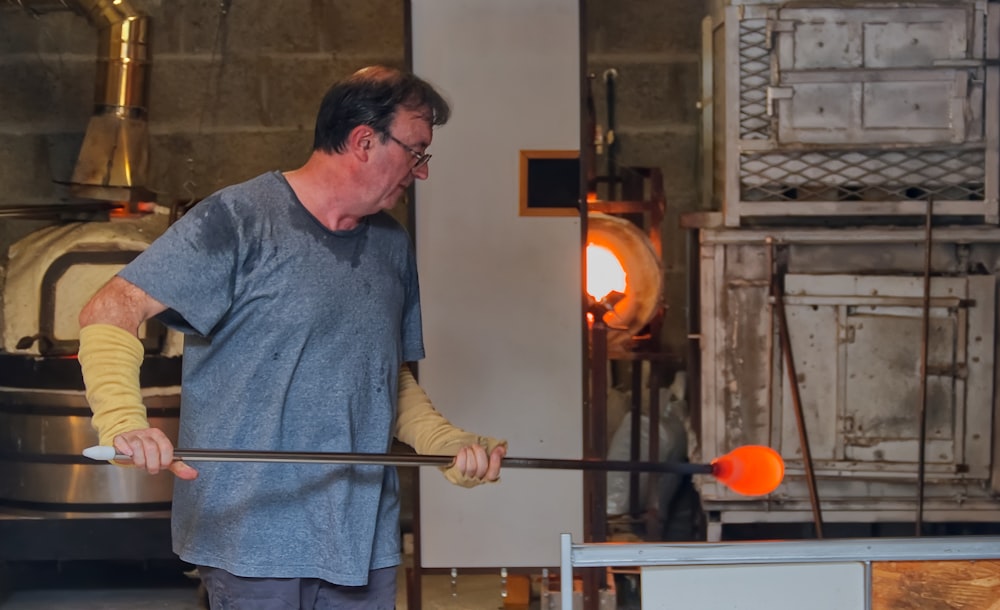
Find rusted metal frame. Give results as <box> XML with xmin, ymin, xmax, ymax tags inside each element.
<box><xmin>686</xmin><ymin>226</ymin><xmax>703</xmax><ymax>470</ymax></box>
<box><xmin>646</xmin><ymin>356</ymin><xmax>662</xmax><ymax>539</ymax></box>
<box><xmin>917</xmin><ymin>197</ymin><xmax>934</xmax><ymax>534</ymax></box>
<box><xmin>604</xmin><ymin>68</ymin><xmax>618</xmax><ymax>200</ymax></box>
<box><xmin>985</xmin><ymin>2</ymin><xmax>999</xmax><ymax>222</ymax></box>
<box><xmin>589</xmin><ymin>200</ymin><xmax>657</xmax><ymax>214</ymax></box>
<box><xmin>646</xmin><ymin>168</ymin><xmax>665</xmax><ymax>258</ymax></box>
<box><xmin>722</xmin><ymin>200</ymin><xmax>988</xmax><ymax>222</ymax></box>
<box><xmin>768</xmin><ymin>239</ymin><xmax>824</xmax><ymax>538</ymax></box>
<box><xmin>765</xmin><ymin>239</ymin><xmax>777</xmax><ymax>471</ymax></box>
<box><xmin>629</xmin><ymin>361</ymin><xmax>642</xmax><ymax>518</ymax></box>
<box><xmin>591</xmin><ymin>165</ymin><xmax>668</xmax><ymax>532</ymax></box>
<box><xmin>584</xmin><ymin>315</ymin><xmax>609</xmax><ymax>610</ymax></box>
<box><xmin>585</xmin><ymin>316</ymin><xmax>609</xmax><ymax>541</ymax></box>
<box><xmin>615</xmin><ymin>352</ymin><xmax>668</xmax><ymax>537</ymax></box>
<box><xmin>700</xmin><ymin>224</ymin><xmax>1000</xmax><ymax>246</ymax></box>
<box><xmin>0</xmin><ymin>202</ymin><xmax>122</xmax><ymax>218</ymax></box>
<box><xmin>630</xmin><ymin>171</ymin><xmax>666</xmax><ymax>534</ymax></box>
<box><xmin>626</xmin><ymin>317</ymin><xmax>668</xmax><ymax>535</ymax></box>
<box><xmin>722</xmin><ymin>5</ymin><xmax>742</xmax><ymax>228</ymax></box>
<box><xmin>589</xmin><ymin>167</ymin><xmax>666</xmax><ymax>259</ymax></box>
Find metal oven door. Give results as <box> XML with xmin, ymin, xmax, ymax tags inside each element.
<box><xmin>780</xmin><ymin>274</ymin><xmax>995</xmax><ymax>482</ymax></box>
<box><xmin>768</xmin><ymin>5</ymin><xmax>985</xmax><ymax>147</ymax></box>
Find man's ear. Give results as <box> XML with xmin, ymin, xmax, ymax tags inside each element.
<box><xmin>349</xmin><ymin>126</ymin><xmax>374</xmax><ymax>158</ymax></box>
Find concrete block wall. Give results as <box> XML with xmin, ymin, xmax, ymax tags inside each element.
<box><xmin>0</xmin><ymin>0</ymin><xmax>706</xmax><ymax>372</ymax></box>
<box><xmin>0</xmin><ymin>0</ymin><xmax>405</xmax><ymax>254</ymax></box>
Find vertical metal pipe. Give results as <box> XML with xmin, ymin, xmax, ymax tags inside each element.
<box><xmin>410</xmin><ymin>442</ymin><xmax>424</xmax><ymax>610</ymax></box>
<box><xmin>646</xmin><ymin>357</ymin><xmax>661</xmax><ymax>539</ymax></box>
<box><xmin>765</xmin><ymin>238</ymin><xmax>776</xmax><ymax>443</ymax></box>
<box><xmin>585</xmin><ymin>73</ymin><xmax>598</xmax><ymax>195</ymax></box>
<box><xmin>560</xmin><ymin>533</ymin><xmax>573</xmax><ymax>610</ymax></box>
<box><xmin>585</xmin><ymin>316</ymin><xmax>608</xmax><ymax>542</ymax></box>
<box><xmin>11</xmin><ymin>0</ymin><xmax>152</xmax><ymax>203</ymax></box>
<box><xmin>769</xmin><ymin>241</ymin><xmax>824</xmax><ymax>538</ymax></box>
<box><xmin>686</xmin><ymin>225</ymin><xmax>703</xmax><ymax>449</ymax></box>
<box><xmin>916</xmin><ymin>197</ymin><xmax>934</xmax><ymax>534</ymax></box>
<box><xmin>579</xmin><ymin>1</ymin><xmax>596</xmax><ymax>598</ymax></box>
<box><xmin>603</xmin><ymin>69</ymin><xmax>618</xmax><ymax>200</ymax></box>
<box><xmin>629</xmin><ymin>361</ymin><xmax>642</xmax><ymax>517</ymax></box>
<box><xmin>70</xmin><ymin>0</ymin><xmax>151</xmax><ymax>204</ymax></box>
<box><xmin>584</xmin><ymin>315</ymin><xmax>608</xmax><ymax>610</ymax></box>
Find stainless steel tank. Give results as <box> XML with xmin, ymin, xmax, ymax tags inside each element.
<box><xmin>0</xmin><ymin>386</ymin><xmax>178</xmax><ymax>513</ymax></box>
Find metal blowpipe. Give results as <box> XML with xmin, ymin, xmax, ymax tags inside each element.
<box><xmin>83</xmin><ymin>444</ymin><xmax>787</xmax><ymax>496</ymax></box>
<box><xmin>83</xmin><ymin>445</ymin><xmax>711</xmax><ymax>474</ymax></box>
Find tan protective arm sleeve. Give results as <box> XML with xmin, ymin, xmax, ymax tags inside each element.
<box><xmin>394</xmin><ymin>365</ymin><xmax>507</xmax><ymax>488</ymax></box>
<box><xmin>78</xmin><ymin>324</ymin><xmax>150</xmax><ymax>447</ymax></box>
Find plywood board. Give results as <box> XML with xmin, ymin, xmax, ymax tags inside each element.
<box><xmin>872</xmin><ymin>560</ymin><xmax>1000</xmax><ymax>610</ymax></box>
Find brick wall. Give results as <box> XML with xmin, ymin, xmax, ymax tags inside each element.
<box><xmin>0</xmin><ymin>0</ymin><xmax>706</xmax><ymax>365</ymax></box>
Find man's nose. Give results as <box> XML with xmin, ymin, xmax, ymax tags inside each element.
<box><xmin>412</xmin><ymin>163</ymin><xmax>430</xmax><ymax>180</ymax></box>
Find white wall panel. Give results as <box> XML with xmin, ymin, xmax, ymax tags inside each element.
<box><xmin>641</xmin><ymin>563</ymin><xmax>865</xmax><ymax>609</ymax></box>
<box><xmin>411</xmin><ymin>0</ymin><xmax>583</xmax><ymax>567</ymax></box>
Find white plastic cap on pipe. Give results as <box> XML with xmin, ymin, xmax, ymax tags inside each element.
<box><xmin>82</xmin><ymin>445</ymin><xmax>119</xmax><ymax>461</ymax></box>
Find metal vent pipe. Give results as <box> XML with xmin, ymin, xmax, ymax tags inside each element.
<box><xmin>11</xmin><ymin>0</ymin><xmax>152</xmax><ymax>206</ymax></box>
<box><xmin>71</xmin><ymin>0</ymin><xmax>151</xmax><ymax>205</ymax></box>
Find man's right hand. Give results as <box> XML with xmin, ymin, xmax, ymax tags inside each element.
<box><xmin>114</xmin><ymin>428</ymin><xmax>198</xmax><ymax>480</ymax></box>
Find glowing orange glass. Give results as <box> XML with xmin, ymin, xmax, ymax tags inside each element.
<box><xmin>711</xmin><ymin>445</ymin><xmax>785</xmax><ymax>496</ymax></box>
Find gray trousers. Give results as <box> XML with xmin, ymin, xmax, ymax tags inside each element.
<box><xmin>198</xmin><ymin>565</ymin><xmax>397</xmax><ymax>610</ymax></box>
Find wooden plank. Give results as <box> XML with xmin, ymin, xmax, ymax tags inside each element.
<box><xmin>872</xmin><ymin>560</ymin><xmax>1000</xmax><ymax>610</ymax></box>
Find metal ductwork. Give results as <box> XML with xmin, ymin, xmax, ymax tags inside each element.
<box><xmin>12</xmin><ymin>0</ymin><xmax>152</xmax><ymax>206</ymax></box>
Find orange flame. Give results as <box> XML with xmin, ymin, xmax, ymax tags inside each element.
<box><xmin>586</xmin><ymin>243</ymin><xmax>626</xmax><ymax>301</ymax></box>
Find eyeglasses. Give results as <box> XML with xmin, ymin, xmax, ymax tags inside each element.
<box><xmin>385</xmin><ymin>133</ymin><xmax>431</xmax><ymax>170</ymax></box>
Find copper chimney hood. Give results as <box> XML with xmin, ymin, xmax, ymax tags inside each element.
<box><xmin>15</xmin><ymin>0</ymin><xmax>152</xmax><ymax>206</ymax></box>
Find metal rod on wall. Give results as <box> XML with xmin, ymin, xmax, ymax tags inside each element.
<box><xmin>768</xmin><ymin>238</ymin><xmax>824</xmax><ymax>538</ymax></box>
<box><xmin>916</xmin><ymin>196</ymin><xmax>934</xmax><ymax>535</ymax></box>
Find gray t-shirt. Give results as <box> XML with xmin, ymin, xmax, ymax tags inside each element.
<box><xmin>118</xmin><ymin>170</ymin><xmax>424</xmax><ymax>585</ymax></box>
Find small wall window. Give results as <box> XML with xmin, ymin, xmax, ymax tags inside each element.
<box><xmin>519</xmin><ymin>150</ymin><xmax>581</xmax><ymax>217</ymax></box>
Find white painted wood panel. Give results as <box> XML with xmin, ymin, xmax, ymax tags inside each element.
<box><xmin>641</xmin><ymin>563</ymin><xmax>865</xmax><ymax>609</ymax></box>
<box><xmin>411</xmin><ymin>0</ymin><xmax>583</xmax><ymax>567</ymax></box>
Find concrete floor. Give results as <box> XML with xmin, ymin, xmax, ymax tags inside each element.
<box><xmin>0</xmin><ymin>559</ymin><xmax>514</xmax><ymax>610</ymax></box>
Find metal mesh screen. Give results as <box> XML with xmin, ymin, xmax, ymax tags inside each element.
<box><xmin>736</xmin><ymin>17</ymin><xmax>986</xmax><ymax>204</ymax></box>
<box><xmin>739</xmin><ymin>19</ymin><xmax>770</xmax><ymax>140</ymax></box>
<box><xmin>741</xmin><ymin>149</ymin><xmax>986</xmax><ymax>202</ymax></box>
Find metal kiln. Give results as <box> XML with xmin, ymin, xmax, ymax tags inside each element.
<box><xmin>584</xmin><ymin>164</ymin><xmax>679</xmax><ymax>546</ymax></box>
<box><xmin>0</xmin><ymin>0</ymin><xmax>182</xmax><ymax>561</ymax></box>
<box><xmin>587</xmin><ymin>211</ymin><xmax>664</xmax><ymax>353</ymax></box>
<box><xmin>693</xmin><ymin>0</ymin><xmax>1000</xmax><ymax>539</ymax></box>
<box><xmin>0</xmin><ymin>212</ymin><xmax>182</xmax><ymax>561</ymax></box>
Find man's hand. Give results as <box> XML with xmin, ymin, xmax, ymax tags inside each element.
<box><xmin>395</xmin><ymin>365</ymin><xmax>508</xmax><ymax>487</ymax></box>
<box><xmin>452</xmin><ymin>442</ymin><xmax>506</xmax><ymax>483</ymax></box>
<box><xmin>114</xmin><ymin>428</ymin><xmax>198</xmax><ymax>480</ymax></box>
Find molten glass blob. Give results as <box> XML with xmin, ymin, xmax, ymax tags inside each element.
<box><xmin>711</xmin><ymin>445</ymin><xmax>785</xmax><ymax>496</ymax></box>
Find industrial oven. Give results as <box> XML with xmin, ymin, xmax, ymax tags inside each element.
<box><xmin>0</xmin><ymin>0</ymin><xmax>183</xmax><ymax>562</ymax></box>
<box><xmin>692</xmin><ymin>0</ymin><xmax>1000</xmax><ymax>538</ymax></box>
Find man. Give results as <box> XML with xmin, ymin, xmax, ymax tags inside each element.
<box><xmin>78</xmin><ymin>65</ymin><xmax>506</xmax><ymax>609</ymax></box>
